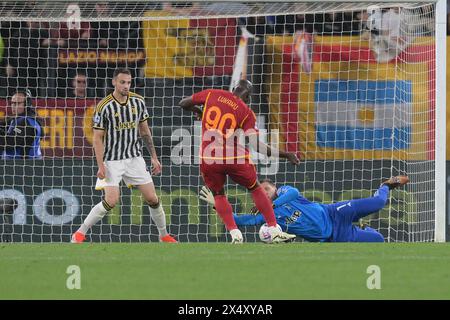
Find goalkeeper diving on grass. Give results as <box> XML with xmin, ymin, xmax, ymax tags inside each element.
<box><xmin>199</xmin><ymin>176</ymin><xmax>409</xmax><ymax>242</ymax></box>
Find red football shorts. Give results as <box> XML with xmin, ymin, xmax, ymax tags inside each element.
<box><xmin>200</xmin><ymin>161</ymin><xmax>258</xmax><ymax>194</ymax></box>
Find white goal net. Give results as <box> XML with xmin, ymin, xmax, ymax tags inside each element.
<box><xmin>0</xmin><ymin>0</ymin><xmax>445</xmax><ymax>242</ymax></box>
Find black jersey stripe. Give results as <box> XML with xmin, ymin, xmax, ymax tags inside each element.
<box><xmin>95</xmin><ymin>92</ymin><xmax>148</xmax><ymax>161</ymax></box>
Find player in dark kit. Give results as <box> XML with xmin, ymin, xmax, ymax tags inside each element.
<box><xmin>179</xmin><ymin>80</ymin><xmax>299</xmax><ymax>243</ymax></box>
<box><xmin>0</xmin><ymin>89</ymin><xmax>43</xmax><ymax>159</ymax></box>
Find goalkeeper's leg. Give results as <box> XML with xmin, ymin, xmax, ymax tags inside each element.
<box><xmin>353</xmin><ymin>226</ymin><xmax>384</xmax><ymax>242</ymax></box>
<box><xmin>71</xmin><ymin>186</ymin><xmax>118</xmax><ymax>243</ymax></box>
<box><xmin>348</xmin><ymin>185</ymin><xmax>389</xmax><ymax>222</ymax></box>
<box><xmin>325</xmin><ymin>184</ymin><xmax>389</xmax><ymax>225</ymax></box>
<box><xmin>350</xmin><ymin>176</ymin><xmax>409</xmax><ymax>222</ymax></box>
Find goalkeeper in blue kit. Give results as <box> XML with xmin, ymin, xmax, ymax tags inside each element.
<box><xmin>199</xmin><ymin>176</ymin><xmax>409</xmax><ymax>242</ymax></box>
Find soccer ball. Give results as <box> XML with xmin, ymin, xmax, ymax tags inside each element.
<box><xmin>258</xmin><ymin>223</ymin><xmax>282</xmax><ymax>244</ymax></box>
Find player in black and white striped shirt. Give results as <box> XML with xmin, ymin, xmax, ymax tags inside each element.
<box><xmin>72</xmin><ymin>68</ymin><xmax>177</xmax><ymax>243</ymax></box>
<box><xmin>92</xmin><ymin>89</ymin><xmax>149</xmax><ymax>161</ymax></box>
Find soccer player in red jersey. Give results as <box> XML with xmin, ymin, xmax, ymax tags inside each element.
<box><xmin>179</xmin><ymin>80</ymin><xmax>299</xmax><ymax>243</ymax></box>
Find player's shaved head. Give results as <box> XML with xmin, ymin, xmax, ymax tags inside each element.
<box><xmin>232</xmin><ymin>79</ymin><xmax>253</xmax><ymax>103</ymax></box>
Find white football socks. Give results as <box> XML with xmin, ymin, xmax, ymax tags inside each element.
<box><xmin>78</xmin><ymin>201</ymin><xmax>110</xmax><ymax>234</ymax></box>
<box><xmin>149</xmin><ymin>202</ymin><xmax>168</xmax><ymax>237</ymax></box>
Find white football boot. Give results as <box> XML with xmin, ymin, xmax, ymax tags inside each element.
<box><xmin>267</xmin><ymin>226</ymin><xmax>296</xmax><ymax>243</ymax></box>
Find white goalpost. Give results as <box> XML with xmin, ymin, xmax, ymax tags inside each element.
<box><xmin>0</xmin><ymin>0</ymin><xmax>445</xmax><ymax>242</ymax></box>
<box><xmin>434</xmin><ymin>0</ymin><xmax>446</xmax><ymax>242</ymax></box>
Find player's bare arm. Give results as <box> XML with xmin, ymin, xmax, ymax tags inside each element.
<box><xmin>179</xmin><ymin>96</ymin><xmax>203</xmax><ymax>119</ymax></box>
<box><xmin>92</xmin><ymin>128</ymin><xmax>106</xmax><ymax>179</ymax></box>
<box><xmin>277</xmin><ymin>149</ymin><xmax>300</xmax><ymax>165</ymax></box>
<box><xmin>248</xmin><ymin>136</ymin><xmax>300</xmax><ymax>165</ymax></box>
<box><xmin>139</xmin><ymin>121</ymin><xmax>162</xmax><ymax>175</ymax></box>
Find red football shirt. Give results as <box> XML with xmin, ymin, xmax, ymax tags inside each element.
<box><xmin>192</xmin><ymin>89</ymin><xmax>258</xmax><ymax>162</ymax></box>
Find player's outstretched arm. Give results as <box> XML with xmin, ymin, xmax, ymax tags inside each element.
<box><xmin>248</xmin><ymin>137</ymin><xmax>300</xmax><ymax>165</ymax></box>
<box><xmin>233</xmin><ymin>213</ymin><xmax>265</xmax><ymax>226</ymax></box>
<box><xmin>179</xmin><ymin>96</ymin><xmax>203</xmax><ymax>119</ymax></box>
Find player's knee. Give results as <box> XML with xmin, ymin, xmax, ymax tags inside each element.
<box><xmin>103</xmin><ymin>197</ymin><xmax>118</xmax><ymax>209</ymax></box>
<box><xmin>146</xmin><ymin>197</ymin><xmax>159</xmax><ymax>208</ymax></box>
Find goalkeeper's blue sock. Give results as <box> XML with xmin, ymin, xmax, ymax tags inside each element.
<box><xmin>78</xmin><ymin>201</ymin><xmax>111</xmax><ymax>234</ymax></box>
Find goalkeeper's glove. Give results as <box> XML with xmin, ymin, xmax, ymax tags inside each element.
<box><xmin>199</xmin><ymin>186</ymin><xmax>215</xmax><ymax>208</ymax></box>
<box><xmin>250</xmin><ymin>206</ymin><xmax>259</xmax><ymax>215</ymax></box>
<box><xmin>250</xmin><ymin>203</ymin><xmax>276</xmax><ymax>215</ymax></box>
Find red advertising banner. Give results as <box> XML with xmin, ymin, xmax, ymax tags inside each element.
<box><xmin>0</xmin><ymin>98</ymin><xmax>97</xmax><ymax>158</ymax></box>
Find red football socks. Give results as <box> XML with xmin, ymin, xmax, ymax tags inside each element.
<box><xmin>214</xmin><ymin>195</ymin><xmax>237</xmax><ymax>231</ymax></box>
<box><xmin>251</xmin><ymin>186</ymin><xmax>277</xmax><ymax>227</ymax></box>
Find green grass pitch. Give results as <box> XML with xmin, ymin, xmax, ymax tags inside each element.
<box><xmin>1</xmin><ymin>243</ymin><xmax>450</xmax><ymax>300</ymax></box>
